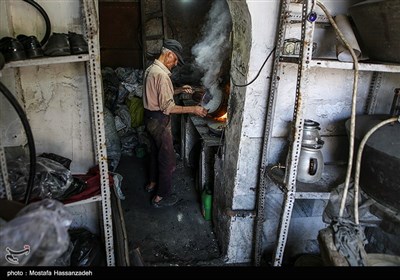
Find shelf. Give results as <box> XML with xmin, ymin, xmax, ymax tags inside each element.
<box><xmin>310</xmin><ymin>59</ymin><xmax>400</xmax><ymax>73</ymax></box>
<box><xmin>280</xmin><ymin>58</ymin><xmax>400</xmax><ymax>73</ymax></box>
<box><xmin>64</xmin><ymin>194</ymin><xmax>102</xmax><ymax>207</ymax></box>
<box><xmin>3</xmin><ymin>54</ymin><xmax>90</xmax><ymax>69</ymax></box>
<box><xmin>0</xmin><ymin>0</ymin><xmax>114</xmax><ymax>266</ymax></box>
<box><xmin>267</xmin><ymin>164</ymin><xmax>347</xmax><ymax>200</ymax></box>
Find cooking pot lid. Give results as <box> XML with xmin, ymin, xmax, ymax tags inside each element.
<box><xmin>304</xmin><ymin>119</ymin><xmax>321</xmax><ymax>128</ymax></box>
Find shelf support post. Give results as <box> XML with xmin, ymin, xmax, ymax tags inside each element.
<box><xmin>272</xmin><ymin>0</ymin><xmax>316</xmax><ymax>266</ymax></box>
<box><xmin>83</xmin><ymin>0</ymin><xmax>115</xmax><ymax>266</ymax></box>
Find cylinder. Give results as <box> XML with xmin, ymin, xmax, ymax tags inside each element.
<box><xmin>335</xmin><ymin>14</ymin><xmax>361</xmax><ymax>62</ymax></box>
<box><xmin>201</xmin><ymin>189</ymin><xmax>212</xmax><ymax>221</ymax></box>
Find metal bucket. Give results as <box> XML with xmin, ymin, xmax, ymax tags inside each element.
<box><xmin>349</xmin><ymin>0</ymin><xmax>400</xmax><ymax>63</ymax></box>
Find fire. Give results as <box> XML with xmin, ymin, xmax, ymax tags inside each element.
<box><xmin>216</xmin><ymin>113</ymin><xmax>227</xmax><ymax>122</ymax></box>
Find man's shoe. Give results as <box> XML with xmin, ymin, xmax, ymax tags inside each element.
<box><xmin>43</xmin><ymin>33</ymin><xmax>70</xmax><ymax>56</ymax></box>
<box><xmin>17</xmin><ymin>34</ymin><xmax>44</xmax><ymax>59</ymax></box>
<box><xmin>0</xmin><ymin>37</ymin><xmax>26</xmax><ymax>62</ymax></box>
<box><xmin>151</xmin><ymin>194</ymin><xmax>178</xmax><ymax>208</ymax></box>
<box><xmin>68</xmin><ymin>32</ymin><xmax>88</xmax><ymax>55</ymax></box>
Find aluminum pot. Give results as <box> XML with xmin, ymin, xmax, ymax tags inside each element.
<box><xmin>297</xmin><ymin>146</ymin><xmax>324</xmax><ymax>184</ymax></box>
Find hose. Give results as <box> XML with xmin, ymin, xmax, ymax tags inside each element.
<box><xmin>353</xmin><ymin>116</ymin><xmax>399</xmax><ymax>224</ymax></box>
<box><xmin>0</xmin><ymin>82</ymin><xmax>36</xmax><ymax>205</ymax></box>
<box><xmin>22</xmin><ymin>0</ymin><xmax>51</xmax><ymax>46</ymax></box>
<box><xmin>316</xmin><ymin>1</ymin><xmax>360</xmax><ymax>219</ymax></box>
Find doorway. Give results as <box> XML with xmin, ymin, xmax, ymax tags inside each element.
<box><xmin>98</xmin><ymin>0</ymin><xmax>233</xmax><ymax>266</ymax></box>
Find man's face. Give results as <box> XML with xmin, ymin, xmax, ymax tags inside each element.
<box><xmin>166</xmin><ymin>51</ymin><xmax>178</xmax><ymax>70</ymax></box>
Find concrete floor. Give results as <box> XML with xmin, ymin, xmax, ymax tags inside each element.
<box><xmin>116</xmin><ymin>153</ymin><xmax>223</xmax><ymax>266</ymax></box>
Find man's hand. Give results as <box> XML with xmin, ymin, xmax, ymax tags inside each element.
<box><xmin>174</xmin><ymin>85</ymin><xmax>193</xmax><ymax>95</ymax></box>
<box><xmin>193</xmin><ymin>105</ymin><xmax>208</xmax><ymax>118</ymax></box>
<box><xmin>181</xmin><ymin>85</ymin><xmax>193</xmax><ymax>94</ymax></box>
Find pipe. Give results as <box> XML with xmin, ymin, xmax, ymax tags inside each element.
<box><xmin>0</xmin><ymin>82</ymin><xmax>36</xmax><ymax>205</ymax></box>
<box><xmin>22</xmin><ymin>0</ymin><xmax>51</xmax><ymax>46</ymax></box>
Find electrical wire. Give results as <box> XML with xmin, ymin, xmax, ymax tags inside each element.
<box><xmin>230</xmin><ymin>47</ymin><xmax>276</xmax><ymax>88</ymax></box>
<box><xmin>0</xmin><ymin>82</ymin><xmax>36</xmax><ymax>205</ymax></box>
<box><xmin>311</xmin><ymin>0</ymin><xmax>316</xmax><ymax>12</ymax></box>
<box><xmin>353</xmin><ymin>116</ymin><xmax>399</xmax><ymax>224</ymax></box>
<box><xmin>316</xmin><ymin>0</ymin><xmax>360</xmax><ymax>220</ymax></box>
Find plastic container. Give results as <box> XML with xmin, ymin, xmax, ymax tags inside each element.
<box><xmin>201</xmin><ymin>189</ymin><xmax>212</xmax><ymax>221</ymax></box>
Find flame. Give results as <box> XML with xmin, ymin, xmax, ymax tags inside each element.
<box><xmin>216</xmin><ymin>113</ymin><xmax>227</xmax><ymax>122</ymax></box>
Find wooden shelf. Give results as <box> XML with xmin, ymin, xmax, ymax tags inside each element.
<box><xmin>3</xmin><ymin>54</ymin><xmax>90</xmax><ymax>69</ymax></box>
<box><xmin>267</xmin><ymin>164</ymin><xmax>347</xmax><ymax>200</ymax></box>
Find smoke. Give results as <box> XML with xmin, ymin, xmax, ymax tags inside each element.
<box><xmin>192</xmin><ymin>1</ymin><xmax>231</xmax><ymax>95</ymax></box>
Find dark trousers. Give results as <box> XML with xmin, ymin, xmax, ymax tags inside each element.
<box><xmin>144</xmin><ymin>110</ymin><xmax>176</xmax><ymax>197</ymax></box>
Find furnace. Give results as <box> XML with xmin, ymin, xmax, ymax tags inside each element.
<box><xmin>180</xmin><ymin>82</ymin><xmax>229</xmax><ymax>197</ymax></box>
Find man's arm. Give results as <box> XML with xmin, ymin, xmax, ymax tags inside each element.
<box><xmin>169</xmin><ymin>104</ymin><xmax>208</xmax><ymax>117</ymax></box>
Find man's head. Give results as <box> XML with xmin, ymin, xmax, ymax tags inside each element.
<box><xmin>162</xmin><ymin>39</ymin><xmax>184</xmax><ymax>66</ymax></box>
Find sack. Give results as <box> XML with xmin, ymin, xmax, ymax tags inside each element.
<box><xmin>127</xmin><ymin>97</ymin><xmax>144</xmax><ymax>128</ymax></box>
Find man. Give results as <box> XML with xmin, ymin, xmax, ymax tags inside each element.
<box><xmin>143</xmin><ymin>39</ymin><xmax>208</xmax><ymax>208</ymax></box>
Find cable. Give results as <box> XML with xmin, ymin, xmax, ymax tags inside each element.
<box><xmin>230</xmin><ymin>47</ymin><xmax>276</xmax><ymax>88</ymax></box>
<box><xmin>0</xmin><ymin>82</ymin><xmax>36</xmax><ymax>205</ymax></box>
<box><xmin>22</xmin><ymin>0</ymin><xmax>51</xmax><ymax>46</ymax></box>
